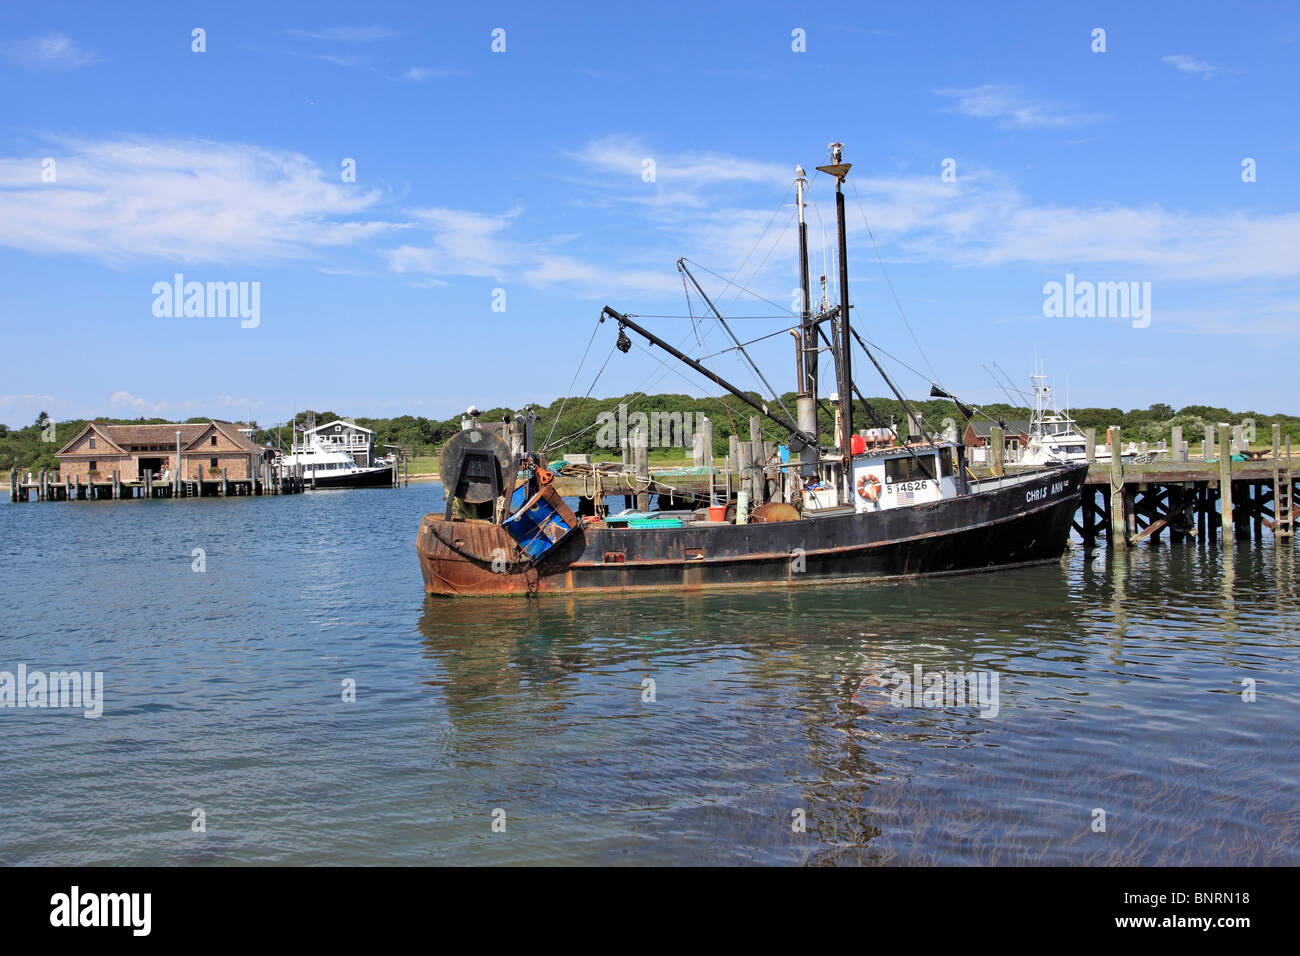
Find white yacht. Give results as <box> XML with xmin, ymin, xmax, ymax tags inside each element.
<box><xmin>277</xmin><ymin>435</ymin><xmax>393</xmax><ymax>488</ymax></box>
<box><xmin>1019</xmin><ymin>367</ymin><xmax>1124</xmax><ymax>465</ymax></box>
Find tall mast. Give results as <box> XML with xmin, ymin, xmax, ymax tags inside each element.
<box><xmin>817</xmin><ymin>142</ymin><xmax>853</xmax><ymax>484</ymax></box>
<box><xmin>795</xmin><ymin>166</ymin><xmax>814</xmax><ymax>399</ymax></box>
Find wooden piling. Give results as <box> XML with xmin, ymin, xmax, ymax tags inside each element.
<box><xmin>1218</xmin><ymin>424</ymin><xmax>1234</xmax><ymax>542</ymax></box>
<box><xmin>633</xmin><ymin>427</ymin><xmax>649</xmax><ymax>511</ymax></box>
<box><xmin>1109</xmin><ymin>426</ymin><xmax>1127</xmax><ymax>550</ymax></box>
<box><xmin>1085</xmin><ymin>427</ymin><xmax>1096</xmax><ymax>464</ymax></box>
<box><xmin>1204</xmin><ymin>425</ymin><xmax>1215</xmax><ymax>462</ymax></box>
<box><xmin>990</xmin><ymin>426</ymin><xmax>1004</xmax><ymax>478</ymax></box>
<box><xmin>749</xmin><ymin>415</ymin><xmax>765</xmax><ymax>506</ymax></box>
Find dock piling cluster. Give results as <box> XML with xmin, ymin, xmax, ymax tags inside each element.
<box><xmin>10</xmin><ymin>467</ymin><xmax>306</xmax><ymax>502</ymax></box>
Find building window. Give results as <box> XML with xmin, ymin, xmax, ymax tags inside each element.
<box><xmin>210</xmin><ymin>457</ymin><xmax>218</xmax><ymax>468</ymax></box>
<box><xmin>89</xmin><ymin>437</ymin><xmax>96</xmax><ymax>449</ymax></box>
<box><xmin>211</xmin><ymin>435</ymin><xmax>218</xmax><ymax>446</ymax></box>
<box><xmin>89</xmin><ymin>460</ymin><xmax>97</xmax><ymax>470</ymax></box>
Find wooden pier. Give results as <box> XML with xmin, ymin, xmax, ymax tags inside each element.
<box><xmin>9</xmin><ymin>462</ymin><xmax>308</xmax><ymax>502</ymax></box>
<box><xmin>553</xmin><ymin>418</ymin><xmax>1297</xmax><ymax>552</ymax></box>
<box><xmin>1073</xmin><ymin>423</ymin><xmax>1295</xmax><ymax>550</ymax></box>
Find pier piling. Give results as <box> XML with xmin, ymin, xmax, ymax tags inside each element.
<box><xmin>1218</xmin><ymin>423</ymin><xmax>1234</xmax><ymax>543</ymax></box>
<box><xmin>1109</xmin><ymin>426</ymin><xmax>1128</xmax><ymax>550</ymax></box>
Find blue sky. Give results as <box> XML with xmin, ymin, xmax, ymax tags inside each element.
<box><xmin>2</xmin><ymin>1</ymin><xmax>1298</xmax><ymax>429</ymax></box>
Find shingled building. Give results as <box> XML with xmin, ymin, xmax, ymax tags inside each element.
<box><xmin>54</xmin><ymin>420</ymin><xmax>270</xmax><ymax>483</ymax></box>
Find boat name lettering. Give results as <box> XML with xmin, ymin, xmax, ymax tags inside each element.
<box><xmin>1025</xmin><ymin>481</ymin><xmax>1066</xmax><ymax>503</ymax></box>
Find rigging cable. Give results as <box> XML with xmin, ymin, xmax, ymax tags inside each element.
<box><xmin>542</xmin><ymin>314</ymin><xmax>603</xmax><ymax>449</ymax></box>
<box><xmin>849</xmin><ymin>176</ymin><xmax>943</xmax><ymax>390</ymax></box>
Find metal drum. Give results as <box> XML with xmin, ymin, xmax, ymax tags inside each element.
<box><xmin>439</xmin><ymin>427</ymin><xmax>513</xmax><ymax>506</ymax></box>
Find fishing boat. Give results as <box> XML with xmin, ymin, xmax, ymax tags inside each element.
<box><xmin>416</xmin><ymin>144</ymin><xmax>1088</xmax><ymax>596</ymax></box>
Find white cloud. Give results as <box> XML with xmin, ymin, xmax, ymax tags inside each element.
<box><xmin>108</xmin><ymin>391</ymin><xmax>261</xmax><ymax>415</ymax></box>
<box><xmin>387</xmin><ymin>203</ymin><xmax>682</xmax><ymax>298</ymax></box>
<box><xmin>566</xmin><ymin>136</ymin><xmax>790</xmax><ymax>208</ymax></box>
<box><xmin>1</xmin><ymin>33</ymin><xmax>98</xmax><ymax>70</ymax></box>
<box><xmin>215</xmin><ymin>395</ymin><xmax>264</xmax><ymax>409</ymax></box>
<box><xmin>1162</xmin><ymin>54</ymin><xmax>1223</xmax><ymax>78</ymax></box>
<box><xmin>0</xmin><ymin>137</ymin><xmax>402</xmax><ymax>265</ymax></box>
<box><xmin>933</xmin><ymin>85</ymin><xmax>1102</xmax><ymax>129</ymax></box>
<box><xmin>109</xmin><ymin>391</ymin><xmax>160</xmax><ymax>413</ymax></box>
<box><xmin>564</xmin><ymin>139</ymin><xmax>1300</xmax><ymax>290</ymax></box>
<box><xmin>389</xmin><ymin>207</ymin><xmax>526</xmax><ymax>281</ymax></box>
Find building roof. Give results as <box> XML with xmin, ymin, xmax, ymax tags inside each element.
<box><xmin>55</xmin><ymin>420</ymin><xmax>263</xmax><ymax>457</ymax></box>
<box><xmin>968</xmin><ymin>419</ymin><xmax>1032</xmax><ymax>439</ymax></box>
<box><xmin>305</xmin><ymin>419</ymin><xmax>373</xmax><ymax>436</ymax></box>
<box><xmin>53</xmin><ymin>422</ymin><xmax>128</xmax><ymax>457</ymax></box>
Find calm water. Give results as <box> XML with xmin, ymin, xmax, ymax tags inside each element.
<box><xmin>1</xmin><ymin>483</ymin><xmax>1297</xmax><ymax>865</ymax></box>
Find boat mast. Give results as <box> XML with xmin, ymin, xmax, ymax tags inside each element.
<box><xmin>796</xmin><ymin>167</ymin><xmax>814</xmax><ymax>398</ymax></box>
<box><xmin>817</xmin><ymin>143</ymin><xmax>854</xmax><ymax>486</ymax></box>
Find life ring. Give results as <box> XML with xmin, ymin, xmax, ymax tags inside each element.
<box><xmin>856</xmin><ymin>473</ymin><xmax>881</xmax><ymax>503</ymax></box>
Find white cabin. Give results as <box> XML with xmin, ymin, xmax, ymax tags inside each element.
<box><xmin>801</xmin><ymin>443</ymin><xmax>965</xmax><ymax>514</ymax></box>
<box><xmin>294</xmin><ymin>420</ymin><xmax>375</xmax><ymax>467</ymax></box>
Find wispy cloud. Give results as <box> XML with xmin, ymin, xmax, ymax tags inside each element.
<box><xmin>389</xmin><ymin>207</ymin><xmax>526</xmax><ymax>281</ymax></box>
<box><xmin>0</xmin><ymin>137</ymin><xmax>404</xmax><ymax>265</ymax></box>
<box><xmin>278</xmin><ymin>26</ymin><xmax>401</xmax><ymax>42</ymax></box>
<box><xmin>0</xmin><ymin>393</ymin><xmax>57</xmax><ymax>410</ymax></box>
<box><xmin>109</xmin><ymin>391</ymin><xmax>260</xmax><ymax>415</ymax></box>
<box><xmin>397</xmin><ymin>67</ymin><xmax>464</xmax><ymax>83</ymax></box>
<box><xmin>314</xmin><ymin>54</ymin><xmax>369</xmax><ymax>69</ymax></box>
<box><xmin>847</xmin><ymin>168</ymin><xmax>1300</xmax><ymax>284</ymax></box>
<box><xmin>565</xmin><ymin>138</ymin><xmax>1300</xmax><ymax>290</ymax></box>
<box><xmin>1162</xmin><ymin>54</ymin><xmax>1225</xmax><ymax>79</ymax></box>
<box><xmin>569</xmin><ymin>136</ymin><xmax>789</xmax><ymax>197</ymax></box>
<box><xmin>387</xmin><ymin>203</ymin><xmax>681</xmax><ymax>298</ymax></box>
<box><xmin>933</xmin><ymin>85</ymin><xmax>1102</xmax><ymax>129</ymax></box>
<box><xmin>1</xmin><ymin>33</ymin><xmax>98</xmax><ymax>70</ymax></box>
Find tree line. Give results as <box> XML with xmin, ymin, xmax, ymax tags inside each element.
<box><xmin>4</xmin><ymin>397</ymin><xmax>1298</xmax><ymax>473</ymax></box>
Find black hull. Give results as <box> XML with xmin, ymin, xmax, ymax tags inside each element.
<box><xmin>417</xmin><ymin>463</ymin><xmax>1089</xmax><ymax>596</ymax></box>
<box><xmin>309</xmin><ymin>466</ymin><xmax>393</xmax><ymax>489</ymax></box>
